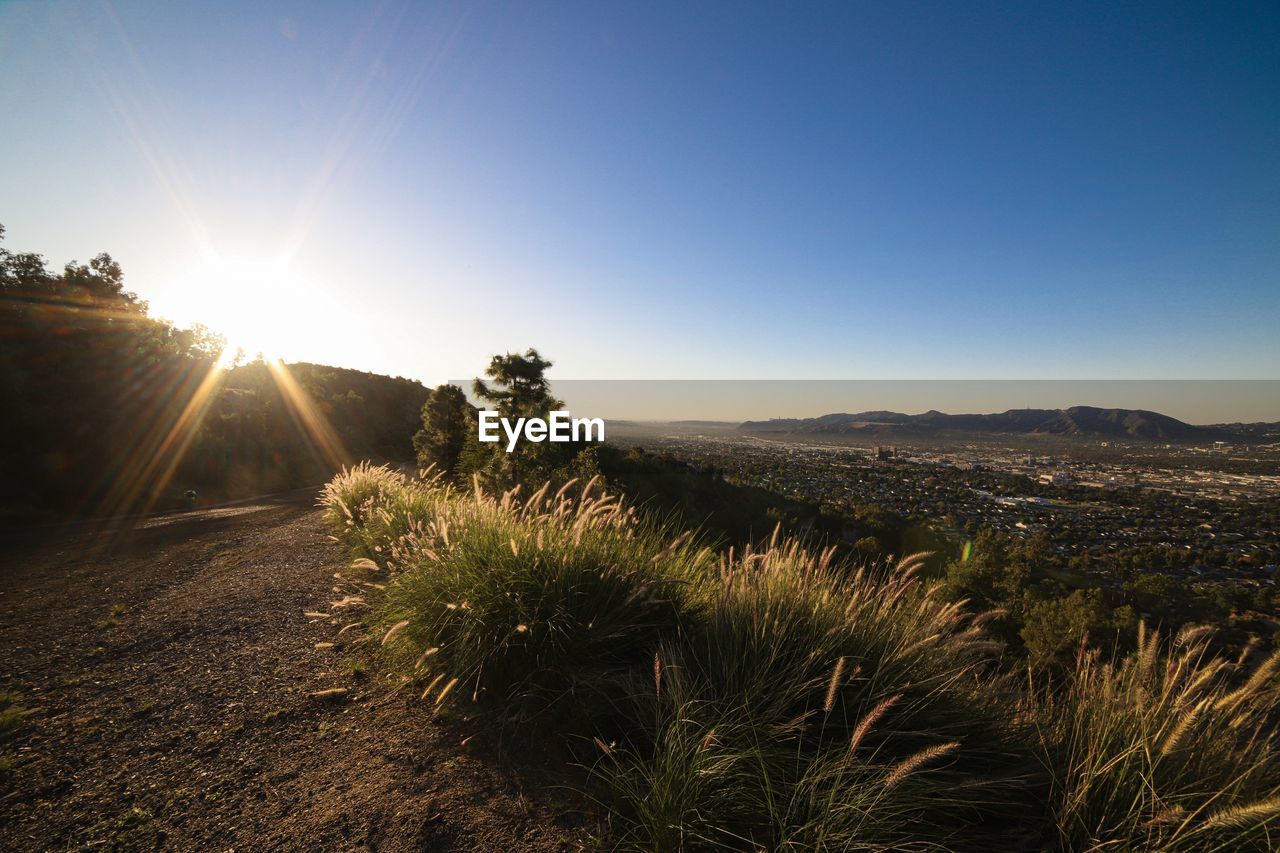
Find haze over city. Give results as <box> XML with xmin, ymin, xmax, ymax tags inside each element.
<box><xmin>524</xmin><ymin>380</ymin><xmax>1280</xmax><ymax>424</ymax></box>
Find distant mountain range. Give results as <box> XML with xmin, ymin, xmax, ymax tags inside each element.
<box><xmin>738</xmin><ymin>406</ymin><xmax>1271</xmax><ymax>443</ymax></box>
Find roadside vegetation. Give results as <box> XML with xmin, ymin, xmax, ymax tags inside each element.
<box><xmin>322</xmin><ymin>461</ymin><xmax>1280</xmax><ymax>850</ymax></box>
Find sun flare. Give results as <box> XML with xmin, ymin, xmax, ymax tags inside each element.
<box><xmin>171</xmin><ymin>255</ymin><xmax>314</xmax><ymax>365</ymax></box>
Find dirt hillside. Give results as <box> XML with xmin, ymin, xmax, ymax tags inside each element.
<box><xmin>0</xmin><ymin>494</ymin><xmax>584</xmax><ymax>851</ymax></box>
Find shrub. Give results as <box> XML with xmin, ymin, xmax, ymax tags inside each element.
<box><xmin>319</xmin><ymin>461</ymin><xmax>415</xmax><ymax>532</ymax></box>
<box><xmin>599</xmin><ymin>547</ymin><xmax>1039</xmax><ymax>849</ymax></box>
<box><xmin>319</xmin><ymin>463</ymin><xmax>453</xmax><ymax>564</ymax></box>
<box><xmin>1034</xmin><ymin>622</ymin><xmax>1280</xmax><ymax>850</ymax></box>
<box><xmin>327</xmin><ymin>469</ymin><xmax>716</xmax><ymax>727</ymax></box>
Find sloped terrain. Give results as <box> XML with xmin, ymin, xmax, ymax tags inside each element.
<box><xmin>0</xmin><ymin>494</ymin><xmax>582</xmax><ymax>851</ymax></box>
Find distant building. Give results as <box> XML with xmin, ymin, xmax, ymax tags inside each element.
<box><xmin>874</xmin><ymin>446</ymin><xmax>897</xmax><ymax>461</ymax></box>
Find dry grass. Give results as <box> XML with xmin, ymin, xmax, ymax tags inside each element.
<box><xmin>1032</xmin><ymin>623</ymin><xmax>1280</xmax><ymax>850</ymax></box>
<box><xmin>321</xmin><ymin>463</ymin><xmax>1280</xmax><ymax>850</ymax></box>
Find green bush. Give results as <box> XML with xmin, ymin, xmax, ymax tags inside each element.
<box><xmin>319</xmin><ymin>461</ymin><xmax>415</xmax><ymax>533</ymax></box>
<box><xmin>323</xmin><ymin>467</ymin><xmax>714</xmax><ymax>726</ymax></box>
<box><xmin>320</xmin><ymin>464</ymin><xmax>1280</xmax><ymax>850</ymax></box>
<box><xmin>1032</xmin><ymin>623</ymin><xmax>1280</xmax><ymax>850</ymax></box>
<box><xmin>600</xmin><ymin>547</ymin><xmax>1037</xmax><ymax>850</ymax></box>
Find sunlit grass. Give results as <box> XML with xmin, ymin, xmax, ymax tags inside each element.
<box><xmin>598</xmin><ymin>547</ymin><xmax>1036</xmax><ymax>849</ymax></box>
<box><xmin>1032</xmin><ymin>623</ymin><xmax>1280</xmax><ymax>850</ymax></box>
<box><xmin>325</xmin><ymin>464</ymin><xmax>715</xmax><ymax>725</ymax></box>
<box><xmin>320</xmin><ymin>463</ymin><xmax>1280</xmax><ymax>849</ymax></box>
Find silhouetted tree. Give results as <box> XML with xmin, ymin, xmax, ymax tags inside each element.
<box><xmin>470</xmin><ymin>348</ymin><xmax>569</xmax><ymax>485</ymax></box>
<box><xmin>472</xmin><ymin>348</ymin><xmax>560</xmax><ymax>417</ymax></box>
<box><xmin>413</xmin><ymin>384</ymin><xmax>474</xmax><ymax>477</ymax></box>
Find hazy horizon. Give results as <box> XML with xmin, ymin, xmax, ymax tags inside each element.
<box><xmin>450</xmin><ymin>380</ymin><xmax>1280</xmax><ymax>425</ymax></box>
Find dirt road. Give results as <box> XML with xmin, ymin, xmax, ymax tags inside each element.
<box><xmin>0</xmin><ymin>494</ymin><xmax>581</xmax><ymax>850</ymax></box>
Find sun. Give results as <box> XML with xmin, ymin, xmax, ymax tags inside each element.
<box><xmin>170</xmin><ymin>254</ymin><xmax>315</xmax><ymax>365</ymax></box>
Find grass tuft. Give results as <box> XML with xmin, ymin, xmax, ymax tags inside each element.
<box><xmin>1032</xmin><ymin>626</ymin><xmax>1280</xmax><ymax>850</ymax></box>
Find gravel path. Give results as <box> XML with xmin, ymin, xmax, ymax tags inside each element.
<box><xmin>0</xmin><ymin>494</ymin><xmax>581</xmax><ymax>851</ymax></box>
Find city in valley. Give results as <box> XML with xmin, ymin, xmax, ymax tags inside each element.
<box><xmin>607</xmin><ymin>419</ymin><xmax>1280</xmax><ymax>586</ymax></box>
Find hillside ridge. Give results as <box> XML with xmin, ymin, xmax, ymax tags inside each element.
<box><xmin>739</xmin><ymin>405</ymin><xmax>1220</xmax><ymax>441</ymax></box>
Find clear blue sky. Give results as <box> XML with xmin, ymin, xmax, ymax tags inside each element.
<box><xmin>1</xmin><ymin>1</ymin><xmax>1277</xmax><ymax>387</ymax></box>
